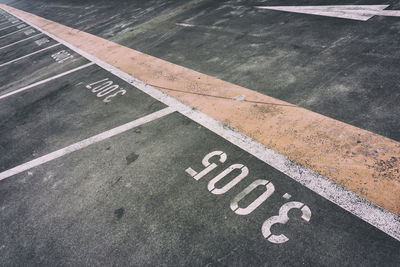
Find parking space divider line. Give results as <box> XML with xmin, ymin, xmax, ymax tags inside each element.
<box><xmin>0</xmin><ymin>21</ymin><xmax>22</xmax><ymax>31</ymax></box>
<box><xmin>0</xmin><ymin>106</ymin><xmax>175</xmax><ymax>181</ymax></box>
<box><xmin>0</xmin><ymin>43</ymin><xmax>61</xmax><ymax>68</ymax></box>
<box><xmin>0</xmin><ymin>62</ymin><xmax>95</xmax><ymax>100</ymax></box>
<box><xmin>0</xmin><ymin>25</ymin><xmax>29</xmax><ymax>39</ymax></box>
<box><xmin>0</xmin><ymin>32</ymin><xmax>43</xmax><ymax>50</ymax></box>
<box><xmin>0</xmin><ymin>20</ymin><xmax>13</xmax><ymax>27</ymax></box>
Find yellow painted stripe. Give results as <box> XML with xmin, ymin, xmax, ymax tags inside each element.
<box><xmin>2</xmin><ymin>4</ymin><xmax>399</xmax><ymax>215</ymax></box>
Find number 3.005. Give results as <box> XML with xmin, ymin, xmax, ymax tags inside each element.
<box><xmin>186</xmin><ymin>151</ymin><xmax>311</xmax><ymax>244</ymax></box>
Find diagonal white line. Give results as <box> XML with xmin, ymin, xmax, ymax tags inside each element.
<box><xmin>0</xmin><ymin>21</ymin><xmax>12</xmax><ymax>27</ymax></box>
<box><xmin>0</xmin><ymin>25</ymin><xmax>29</xmax><ymax>39</ymax></box>
<box><xmin>0</xmin><ymin>43</ymin><xmax>61</xmax><ymax>68</ymax></box>
<box><xmin>0</xmin><ymin>107</ymin><xmax>175</xmax><ymax>181</ymax></box>
<box><xmin>0</xmin><ymin>62</ymin><xmax>95</xmax><ymax>100</ymax></box>
<box><xmin>0</xmin><ymin>21</ymin><xmax>22</xmax><ymax>31</ymax></box>
<box><xmin>0</xmin><ymin>33</ymin><xmax>43</xmax><ymax>50</ymax></box>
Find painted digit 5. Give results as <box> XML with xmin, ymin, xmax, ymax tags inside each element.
<box><xmin>262</xmin><ymin>201</ymin><xmax>311</xmax><ymax>244</ymax></box>
<box><xmin>185</xmin><ymin>151</ymin><xmax>227</xmax><ymax>180</ymax></box>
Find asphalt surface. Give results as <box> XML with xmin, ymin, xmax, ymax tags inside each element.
<box><xmin>2</xmin><ymin>0</ymin><xmax>400</xmax><ymax>141</ymax></box>
<box><xmin>0</xmin><ymin>1</ymin><xmax>399</xmax><ymax>266</ymax></box>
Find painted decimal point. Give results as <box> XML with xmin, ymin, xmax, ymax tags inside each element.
<box><xmin>208</xmin><ymin>164</ymin><xmax>248</xmax><ymax>195</ymax></box>
<box><xmin>230</xmin><ymin>179</ymin><xmax>275</xmax><ymax>215</ymax></box>
<box><xmin>261</xmin><ymin>201</ymin><xmax>311</xmax><ymax>244</ymax></box>
<box><xmin>185</xmin><ymin>151</ymin><xmax>227</xmax><ymax>181</ymax></box>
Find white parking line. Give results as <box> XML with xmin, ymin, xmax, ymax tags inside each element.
<box><xmin>0</xmin><ymin>33</ymin><xmax>42</xmax><ymax>50</ymax></box>
<box><xmin>0</xmin><ymin>21</ymin><xmax>22</xmax><ymax>31</ymax></box>
<box><xmin>0</xmin><ymin>25</ymin><xmax>29</xmax><ymax>38</ymax></box>
<box><xmin>0</xmin><ymin>107</ymin><xmax>175</xmax><ymax>181</ymax></box>
<box><xmin>0</xmin><ymin>62</ymin><xmax>94</xmax><ymax>100</ymax></box>
<box><xmin>0</xmin><ymin>20</ymin><xmax>14</xmax><ymax>27</ymax></box>
<box><xmin>0</xmin><ymin>43</ymin><xmax>61</xmax><ymax>68</ymax></box>
<box><xmin>2</xmin><ymin>6</ymin><xmax>400</xmax><ymax>241</ymax></box>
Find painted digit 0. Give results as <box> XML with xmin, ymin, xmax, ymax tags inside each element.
<box><xmin>262</xmin><ymin>201</ymin><xmax>311</xmax><ymax>244</ymax></box>
<box><xmin>103</xmin><ymin>89</ymin><xmax>127</xmax><ymax>103</ymax></box>
<box><xmin>208</xmin><ymin>164</ymin><xmax>248</xmax><ymax>194</ymax></box>
<box><xmin>185</xmin><ymin>151</ymin><xmax>227</xmax><ymax>180</ymax></box>
<box><xmin>92</xmin><ymin>81</ymin><xmax>113</xmax><ymax>93</ymax></box>
<box><xmin>86</xmin><ymin>78</ymin><xmax>109</xmax><ymax>89</ymax></box>
<box><xmin>230</xmin><ymin>179</ymin><xmax>275</xmax><ymax>215</ymax></box>
<box><xmin>97</xmin><ymin>85</ymin><xmax>119</xmax><ymax>97</ymax></box>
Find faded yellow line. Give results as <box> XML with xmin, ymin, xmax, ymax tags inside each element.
<box><xmin>2</xmin><ymin>4</ymin><xmax>400</xmax><ymax>215</ymax></box>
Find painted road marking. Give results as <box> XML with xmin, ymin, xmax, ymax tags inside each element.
<box><xmin>0</xmin><ymin>43</ymin><xmax>60</xmax><ymax>68</ymax></box>
<box><xmin>1</xmin><ymin>5</ymin><xmax>399</xmax><ymax>241</ymax></box>
<box><xmin>188</xmin><ymin>150</ymin><xmax>311</xmax><ymax>244</ymax></box>
<box><xmin>14</xmin><ymin>3</ymin><xmax>400</xmax><ymax>217</ymax></box>
<box><xmin>256</xmin><ymin>5</ymin><xmax>400</xmax><ymax>21</ymax></box>
<box><xmin>0</xmin><ymin>25</ymin><xmax>29</xmax><ymax>38</ymax></box>
<box><xmin>0</xmin><ymin>21</ymin><xmax>22</xmax><ymax>31</ymax></box>
<box><xmin>0</xmin><ymin>62</ymin><xmax>94</xmax><ymax>99</ymax></box>
<box><xmin>0</xmin><ymin>107</ymin><xmax>174</xmax><ymax>181</ymax></box>
<box><xmin>0</xmin><ymin>32</ymin><xmax>42</xmax><ymax>50</ymax></box>
<box><xmin>0</xmin><ymin>20</ymin><xmax>15</xmax><ymax>27</ymax></box>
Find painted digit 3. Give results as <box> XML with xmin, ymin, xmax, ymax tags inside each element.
<box><xmin>261</xmin><ymin>201</ymin><xmax>311</xmax><ymax>244</ymax></box>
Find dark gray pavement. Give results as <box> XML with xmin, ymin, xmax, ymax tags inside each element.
<box><xmin>1</xmin><ymin>112</ymin><xmax>400</xmax><ymax>266</ymax></box>
<box><xmin>0</xmin><ymin>2</ymin><xmax>399</xmax><ymax>266</ymax></box>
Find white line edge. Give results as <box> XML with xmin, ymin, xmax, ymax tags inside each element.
<box><xmin>0</xmin><ymin>62</ymin><xmax>94</xmax><ymax>100</ymax></box>
<box><xmin>0</xmin><ymin>107</ymin><xmax>175</xmax><ymax>181</ymax></box>
<box><xmin>0</xmin><ymin>32</ymin><xmax>43</xmax><ymax>50</ymax></box>
<box><xmin>0</xmin><ymin>25</ymin><xmax>29</xmax><ymax>39</ymax></box>
<box><xmin>0</xmin><ymin>42</ymin><xmax>61</xmax><ymax>67</ymax></box>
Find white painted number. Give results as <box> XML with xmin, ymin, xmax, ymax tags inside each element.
<box><xmin>35</xmin><ymin>37</ymin><xmax>50</xmax><ymax>46</ymax></box>
<box><xmin>262</xmin><ymin>201</ymin><xmax>311</xmax><ymax>244</ymax></box>
<box><xmin>186</xmin><ymin>151</ymin><xmax>311</xmax><ymax>244</ymax></box>
<box><xmin>208</xmin><ymin>164</ymin><xmax>248</xmax><ymax>194</ymax></box>
<box><xmin>51</xmin><ymin>50</ymin><xmax>74</xmax><ymax>64</ymax></box>
<box><xmin>185</xmin><ymin>151</ymin><xmax>227</xmax><ymax>180</ymax></box>
<box><xmin>230</xmin><ymin>179</ymin><xmax>275</xmax><ymax>215</ymax></box>
<box><xmin>24</xmin><ymin>29</ymin><xmax>35</xmax><ymax>35</ymax></box>
<box><xmin>85</xmin><ymin>78</ymin><xmax>127</xmax><ymax>103</ymax></box>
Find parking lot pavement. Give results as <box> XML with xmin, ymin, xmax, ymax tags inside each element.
<box><xmin>1</xmin><ymin>111</ymin><xmax>400</xmax><ymax>266</ymax></box>
<box><xmin>0</xmin><ymin>3</ymin><xmax>399</xmax><ymax>266</ymax></box>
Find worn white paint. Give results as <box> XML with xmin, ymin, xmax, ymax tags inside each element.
<box><xmin>0</xmin><ymin>107</ymin><xmax>175</xmax><ymax>181</ymax></box>
<box><xmin>0</xmin><ymin>26</ymin><xmax>30</xmax><ymax>39</ymax></box>
<box><xmin>282</xmin><ymin>193</ymin><xmax>292</xmax><ymax>200</ymax></box>
<box><xmin>84</xmin><ymin>78</ymin><xmax>127</xmax><ymax>103</ymax></box>
<box><xmin>0</xmin><ymin>62</ymin><xmax>94</xmax><ymax>100</ymax></box>
<box><xmin>51</xmin><ymin>49</ymin><xmax>74</xmax><ymax>63</ymax></box>
<box><xmin>3</xmin><ymin>6</ymin><xmax>400</xmax><ymax>241</ymax></box>
<box><xmin>0</xmin><ymin>20</ymin><xmax>14</xmax><ymax>27</ymax></box>
<box><xmin>0</xmin><ymin>33</ymin><xmax>42</xmax><ymax>50</ymax></box>
<box><xmin>23</xmin><ymin>28</ymin><xmax>35</xmax><ymax>35</ymax></box>
<box><xmin>186</xmin><ymin>151</ymin><xmax>227</xmax><ymax>180</ymax></box>
<box><xmin>262</xmin><ymin>202</ymin><xmax>311</xmax><ymax>244</ymax></box>
<box><xmin>0</xmin><ymin>21</ymin><xmax>22</xmax><ymax>31</ymax></box>
<box><xmin>0</xmin><ymin>43</ymin><xmax>60</xmax><ymax>68</ymax></box>
<box><xmin>175</xmin><ymin>23</ymin><xmax>195</xmax><ymax>27</ymax></box>
<box><xmin>16</xmin><ymin>23</ymin><xmax>26</xmax><ymax>29</ymax></box>
<box><xmin>208</xmin><ymin>164</ymin><xmax>249</xmax><ymax>194</ymax></box>
<box><xmin>231</xmin><ymin>179</ymin><xmax>275</xmax><ymax>215</ymax></box>
<box><xmin>256</xmin><ymin>5</ymin><xmax>400</xmax><ymax>21</ymax></box>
